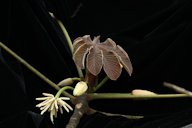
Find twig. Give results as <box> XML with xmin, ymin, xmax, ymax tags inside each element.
<box><xmin>89</xmin><ymin>108</ymin><xmax>144</xmax><ymax>120</ymax></box>
<box><xmin>163</xmin><ymin>82</ymin><xmax>192</xmax><ymax>96</ymax></box>
<box><xmin>0</xmin><ymin>42</ymin><xmax>74</xmax><ymax>99</ymax></box>
<box><xmin>66</xmin><ymin>95</ymin><xmax>89</xmax><ymax>128</ymax></box>
<box><xmin>56</xmin><ymin>20</ymin><xmax>84</xmax><ymax>80</ymax></box>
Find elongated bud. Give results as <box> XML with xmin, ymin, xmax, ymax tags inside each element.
<box><xmin>73</xmin><ymin>81</ymin><xmax>88</xmax><ymax>96</ymax></box>
<box><xmin>131</xmin><ymin>89</ymin><xmax>157</xmax><ymax>96</ymax></box>
<box><xmin>57</xmin><ymin>78</ymin><xmax>74</xmax><ymax>87</ymax></box>
<box><xmin>49</xmin><ymin>12</ymin><xmax>55</xmax><ymax>18</ymax></box>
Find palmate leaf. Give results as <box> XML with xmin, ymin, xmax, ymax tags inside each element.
<box><xmin>73</xmin><ymin>43</ymin><xmax>89</xmax><ymax>69</ymax></box>
<box><xmin>73</xmin><ymin>37</ymin><xmax>85</xmax><ymax>53</ymax></box>
<box><xmin>102</xmin><ymin>50</ymin><xmax>122</xmax><ymax>80</ymax></box>
<box><xmin>72</xmin><ymin>35</ymin><xmax>133</xmax><ymax>80</ymax></box>
<box><xmin>100</xmin><ymin>38</ymin><xmax>133</xmax><ymax>76</ymax></box>
<box><xmin>87</xmin><ymin>46</ymin><xmax>103</xmax><ymax>76</ymax></box>
<box><xmin>73</xmin><ymin>35</ymin><xmax>92</xmax><ymax>53</ymax></box>
<box><xmin>115</xmin><ymin>45</ymin><xmax>133</xmax><ymax>76</ymax></box>
<box><xmin>100</xmin><ymin>38</ymin><xmax>117</xmax><ymax>49</ymax></box>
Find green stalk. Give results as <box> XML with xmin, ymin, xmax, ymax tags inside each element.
<box><xmin>88</xmin><ymin>93</ymin><xmax>189</xmax><ymax>100</ymax></box>
<box><xmin>55</xmin><ymin>86</ymin><xmax>74</xmax><ymax>98</ymax></box>
<box><xmin>57</xmin><ymin>20</ymin><xmax>84</xmax><ymax>79</ymax></box>
<box><xmin>163</xmin><ymin>82</ymin><xmax>192</xmax><ymax>96</ymax></box>
<box><xmin>94</xmin><ymin>76</ymin><xmax>109</xmax><ymax>92</ymax></box>
<box><xmin>72</xmin><ymin>77</ymin><xmax>81</xmax><ymax>82</ymax></box>
<box><xmin>0</xmin><ymin>42</ymin><xmax>74</xmax><ymax>99</ymax></box>
<box><xmin>57</xmin><ymin>20</ymin><xmax>74</xmax><ymax>53</ymax></box>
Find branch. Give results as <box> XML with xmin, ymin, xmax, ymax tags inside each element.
<box><xmin>66</xmin><ymin>95</ymin><xmax>89</xmax><ymax>128</ymax></box>
<box><xmin>0</xmin><ymin>42</ymin><xmax>74</xmax><ymax>99</ymax></box>
<box><xmin>163</xmin><ymin>82</ymin><xmax>192</xmax><ymax>96</ymax></box>
<box><xmin>87</xmin><ymin>93</ymin><xmax>189</xmax><ymax>100</ymax></box>
<box><xmin>89</xmin><ymin>108</ymin><xmax>144</xmax><ymax>120</ymax></box>
<box><xmin>56</xmin><ymin>20</ymin><xmax>84</xmax><ymax>80</ymax></box>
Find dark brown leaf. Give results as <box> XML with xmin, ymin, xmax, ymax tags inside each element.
<box><xmin>73</xmin><ymin>35</ymin><xmax>92</xmax><ymax>53</ymax></box>
<box><xmin>73</xmin><ymin>43</ymin><xmax>89</xmax><ymax>69</ymax></box>
<box><xmin>115</xmin><ymin>45</ymin><xmax>133</xmax><ymax>76</ymax></box>
<box><xmin>73</xmin><ymin>37</ymin><xmax>85</xmax><ymax>53</ymax></box>
<box><xmin>98</xmin><ymin>38</ymin><xmax>116</xmax><ymax>51</ymax></box>
<box><xmin>72</xmin><ymin>35</ymin><xmax>133</xmax><ymax>80</ymax></box>
<box><xmin>102</xmin><ymin>50</ymin><xmax>122</xmax><ymax>80</ymax></box>
<box><xmin>86</xmin><ymin>46</ymin><xmax>103</xmax><ymax>76</ymax></box>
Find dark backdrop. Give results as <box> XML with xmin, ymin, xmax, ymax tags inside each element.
<box><xmin>1</xmin><ymin>0</ymin><xmax>192</xmax><ymax>128</ymax></box>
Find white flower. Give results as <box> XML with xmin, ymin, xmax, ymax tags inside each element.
<box><xmin>36</xmin><ymin>93</ymin><xmax>73</xmax><ymax>123</ymax></box>
<box><xmin>73</xmin><ymin>81</ymin><xmax>88</xmax><ymax>96</ymax></box>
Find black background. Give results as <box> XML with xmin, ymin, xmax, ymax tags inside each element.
<box><xmin>1</xmin><ymin>0</ymin><xmax>192</xmax><ymax>127</ymax></box>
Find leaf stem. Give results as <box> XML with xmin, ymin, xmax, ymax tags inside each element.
<box><xmin>87</xmin><ymin>93</ymin><xmax>189</xmax><ymax>100</ymax></box>
<box><xmin>55</xmin><ymin>86</ymin><xmax>74</xmax><ymax>98</ymax></box>
<box><xmin>56</xmin><ymin>20</ymin><xmax>84</xmax><ymax>80</ymax></box>
<box><xmin>163</xmin><ymin>82</ymin><xmax>192</xmax><ymax>96</ymax></box>
<box><xmin>0</xmin><ymin>42</ymin><xmax>74</xmax><ymax>99</ymax></box>
<box><xmin>57</xmin><ymin>20</ymin><xmax>74</xmax><ymax>53</ymax></box>
<box><xmin>94</xmin><ymin>76</ymin><xmax>109</xmax><ymax>92</ymax></box>
<box><xmin>89</xmin><ymin>108</ymin><xmax>144</xmax><ymax>119</ymax></box>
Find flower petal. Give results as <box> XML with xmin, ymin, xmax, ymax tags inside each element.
<box><xmin>36</xmin><ymin>97</ymin><xmax>51</xmax><ymax>101</ymax></box>
<box><xmin>36</xmin><ymin>98</ymin><xmax>54</xmax><ymax>107</ymax></box>
<box><xmin>115</xmin><ymin>45</ymin><xmax>133</xmax><ymax>76</ymax></box>
<box><xmin>36</xmin><ymin>99</ymin><xmax>50</xmax><ymax>107</ymax></box>
<box><xmin>58</xmin><ymin>99</ymin><xmax>70</xmax><ymax>113</ymax></box>
<box><xmin>42</xmin><ymin>93</ymin><xmax>54</xmax><ymax>97</ymax></box>
<box><xmin>49</xmin><ymin>100</ymin><xmax>55</xmax><ymax>111</ymax></box>
<box><xmin>102</xmin><ymin>50</ymin><xmax>122</xmax><ymax>80</ymax></box>
<box><xmin>64</xmin><ymin>102</ymin><xmax>73</xmax><ymax>111</ymax></box>
<box><xmin>40</xmin><ymin>103</ymin><xmax>51</xmax><ymax>115</ymax></box>
<box><xmin>73</xmin><ymin>43</ymin><xmax>89</xmax><ymax>69</ymax></box>
<box><xmin>50</xmin><ymin>110</ymin><xmax>54</xmax><ymax>124</ymax></box>
<box><xmin>58</xmin><ymin>99</ymin><xmax>73</xmax><ymax>113</ymax></box>
<box><xmin>60</xmin><ymin>97</ymin><xmax>70</xmax><ymax>100</ymax></box>
<box><xmin>54</xmin><ymin>109</ymin><xmax>58</xmax><ymax>117</ymax></box>
<box><xmin>59</xmin><ymin>107</ymin><xmax>63</xmax><ymax>114</ymax></box>
<box><xmin>86</xmin><ymin>46</ymin><xmax>103</xmax><ymax>76</ymax></box>
<box><xmin>40</xmin><ymin>104</ymin><xmax>50</xmax><ymax>110</ymax></box>
<box><xmin>54</xmin><ymin>100</ymin><xmax>59</xmax><ymax>110</ymax></box>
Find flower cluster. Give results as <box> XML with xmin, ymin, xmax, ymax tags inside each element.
<box><xmin>36</xmin><ymin>93</ymin><xmax>73</xmax><ymax>123</ymax></box>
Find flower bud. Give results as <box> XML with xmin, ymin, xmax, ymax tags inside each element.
<box><xmin>73</xmin><ymin>81</ymin><xmax>88</xmax><ymax>96</ymax></box>
<box><xmin>49</xmin><ymin>12</ymin><xmax>55</xmax><ymax>18</ymax></box>
<box><xmin>131</xmin><ymin>89</ymin><xmax>156</xmax><ymax>96</ymax></box>
<box><xmin>57</xmin><ymin>78</ymin><xmax>74</xmax><ymax>87</ymax></box>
